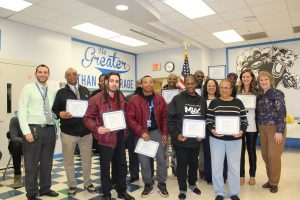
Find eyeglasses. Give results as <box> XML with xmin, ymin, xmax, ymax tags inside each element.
<box><xmin>219</xmin><ymin>86</ymin><xmax>231</xmax><ymax>90</ymax></box>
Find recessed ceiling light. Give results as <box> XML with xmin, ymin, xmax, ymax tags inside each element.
<box><xmin>72</xmin><ymin>23</ymin><xmax>120</xmax><ymax>39</ymax></box>
<box><xmin>116</xmin><ymin>4</ymin><xmax>128</xmax><ymax>11</ymax></box>
<box><xmin>110</xmin><ymin>36</ymin><xmax>148</xmax><ymax>47</ymax></box>
<box><xmin>0</xmin><ymin>0</ymin><xmax>32</xmax><ymax>12</ymax></box>
<box><xmin>213</xmin><ymin>30</ymin><xmax>244</xmax><ymax>43</ymax></box>
<box><xmin>163</xmin><ymin>0</ymin><xmax>215</xmax><ymax>19</ymax></box>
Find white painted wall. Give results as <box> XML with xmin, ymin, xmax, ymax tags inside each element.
<box><xmin>211</xmin><ymin>48</ymin><xmax>226</xmax><ymax>66</ymax></box>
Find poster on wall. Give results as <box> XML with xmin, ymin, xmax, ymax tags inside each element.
<box><xmin>71</xmin><ymin>39</ymin><xmax>136</xmax><ymax>93</ymax></box>
<box><xmin>227</xmin><ymin>39</ymin><xmax>300</xmax><ymax>132</ymax></box>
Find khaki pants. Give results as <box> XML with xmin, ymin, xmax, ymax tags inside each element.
<box><xmin>259</xmin><ymin>125</ymin><xmax>286</xmax><ymax>186</ymax></box>
<box><xmin>61</xmin><ymin>132</ymin><xmax>93</xmax><ymax>187</ymax></box>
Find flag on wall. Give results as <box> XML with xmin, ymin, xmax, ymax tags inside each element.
<box><xmin>178</xmin><ymin>49</ymin><xmax>190</xmax><ymax>90</ymax></box>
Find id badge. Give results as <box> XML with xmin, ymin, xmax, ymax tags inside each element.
<box><xmin>147</xmin><ymin>120</ymin><xmax>151</xmax><ymax>128</ymax></box>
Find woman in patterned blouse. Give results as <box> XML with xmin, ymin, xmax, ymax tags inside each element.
<box><xmin>256</xmin><ymin>71</ymin><xmax>287</xmax><ymax>193</ymax></box>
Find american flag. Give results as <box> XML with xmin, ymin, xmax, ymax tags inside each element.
<box><xmin>178</xmin><ymin>50</ymin><xmax>190</xmax><ymax>90</ymax></box>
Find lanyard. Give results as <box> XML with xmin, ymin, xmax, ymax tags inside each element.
<box><xmin>148</xmin><ymin>99</ymin><xmax>154</xmax><ymax>120</ymax></box>
<box><xmin>35</xmin><ymin>82</ymin><xmax>47</xmax><ymax>102</ymax></box>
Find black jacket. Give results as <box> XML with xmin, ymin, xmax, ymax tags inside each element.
<box><xmin>52</xmin><ymin>84</ymin><xmax>91</xmax><ymax>137</ymax></box>
<box><xmin>167</xmin><ymin>91</ymin><xmax>207</xmax><ymax>148</ymax></box>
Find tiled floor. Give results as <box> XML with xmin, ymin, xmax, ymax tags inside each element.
<box><xmin>0</xmin><ymin>148</ymin><xmax>299</xmax><ymax>200</ymax></box>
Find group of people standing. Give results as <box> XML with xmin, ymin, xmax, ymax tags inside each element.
<box><xmin>15</xmin><ymin>63</ymin><xmax>286</xmax><ymax>200</ymax></box>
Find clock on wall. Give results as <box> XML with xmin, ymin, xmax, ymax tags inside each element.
<box><xmin>164</xmin><ymin>61</ymin><xmax>175</xmax><ymax>72</ymax></box>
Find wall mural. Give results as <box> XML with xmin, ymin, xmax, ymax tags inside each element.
<box><xmin>227</xmin><ymin>39</ymin><xmax>300</xmax><ymax>123</ymax></box>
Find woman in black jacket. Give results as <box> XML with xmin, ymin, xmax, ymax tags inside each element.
<box><xmin>167</xmin><ymin>75</ymin><xmax>207</xmax><ymax>200</ymax></box>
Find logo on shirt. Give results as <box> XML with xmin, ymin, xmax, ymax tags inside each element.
<box><xmin>185</xmin><ymin>104</ymin><xmax>202</xmax><ymax>115</ymax></box>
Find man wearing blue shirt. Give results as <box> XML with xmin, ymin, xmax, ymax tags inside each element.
<box><xmin>18</xmin><ymin>64</ymin><xmax>58</xmax><ymax>200</ymax></box>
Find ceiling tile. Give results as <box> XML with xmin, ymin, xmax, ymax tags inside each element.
<box><xmin>67</xmin><ymin>6</ymin><xmax>109</xmax><ymax>21</ymax></box>
<box><xmin>291</xmin><ymin>18</ymin><xmax>300</xmax><ymax>26</ymax></box>
<box><xmin>39</xmin><ymin>0</ymin><xmax>85</xmax><ymax>14</ymax></box>
<box><xmin>9</xmin><ymin>13</ymin><xmax>43</xmax><ymax>26</ymax></box>
<box><xmin>219</xmin><ymin>8</ymin><xmax>254</xmax><ymax>21</ymax></box>
<box><xmin>47</xmin><ymin>15</ymin><xmax>85</xmax><ymax>27</ymax></box>
<box><xmin>203</xmin><ymin>23</ymin><xmax>233</xmax><ymax>33</ymax></box>
<box><xmin>193</xmin><ymin>34</ymin><xmax>218</xmax><ymax>42</ymax></box>
<box><xmin>286</xmin><ymin>0</ymin><xmax>300</xmax><ymax>11</ymax></box>
<box><xmin>92</xmin><ymin>15</ymin><xmax>128</xmax><ymax>29</ymax></box>
<box><xmin>236</xmin><ymin>26</ymin><xmax>265</xmax><ymax>35</ymax></box>
<box><xmin>256</xmin><ymin>12</ymin><xmax>290</xmax><ymax>24</ymax></box>
<box><xmin>294</xmin><ymin>32</ymin><xmax>300</xmax><ymax>37</ymax></box>
<box><xmin>19</xmin><ymin>5</ymin><xmax>60</xmax><ymax>20</ymax></box>
<box><xmin>269</xmin><ymin>34</ymin><xmax>295</xmax><ymax>41</ymax></box>
<box><xmin>206</xmin><ymin>0</ymin><xmax>248</xmax><ymax>13</ymax></box>
<box><xmin>35</xmin><ymin>21</ymin><xmax>66</xmax><ymax>32</ymax></box>
<box><xmin>184</xmin><ymin>27</ymin><xmax>209</xmax><ymax>37</ymax></box>
<box><xmin>244</xmin><ymin>0</ymin><xmax>282</xmax><ymax>6</ymax></box>
<box><xmin>152</xmin><ymin>0</ymin><xmax>174</xmax><ymax>15</ymax></box>
<box><xmin>170</xmin><ymin>21</ymin><xmax>197</xmax><ymax>31</ymax></box>
<box><xmin>246</xmin><ymin>38</ymin><xmax>270</xmax><ymax>45</ymax></box>
<box><xmin>266</xmin><ymin>28</ymin><xmax>294</xmax><ymax>36</ymax></box>
<box><xmin>228</xmin><ymin>19</ymin><xmax>261</xmax><ymax>29</ymax></box>
<box><xmin>289</xmin><ymin>9</ymin><xmax>300</xmax><ymax>19</ymax></box>
<box><xmin>250</xmin><ymin>0</ymin><xmax>287</xmax><ymax>16</ymax></box>
<box><xmin>0</xmin><ymin>8</ymin><xmax>15</xmax><ymax>18</ymax></box>
<box><xmin>193</xmin><ymin>14</ymin><xmax>225</xmax><ymax>26</ymax></box>
<box><xmin>262</xmin><ymin>20</ymin><xmax>293</xmax><ymax>31</ymax></box>
<box><xmin>160</xmin><ymin>12</ymin><xmax>188</xmax><ymax>25</ymax></box>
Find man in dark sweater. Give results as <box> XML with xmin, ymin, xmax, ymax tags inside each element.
<box><xmin>52</xmin><ymin>68</ymin><xmax>94</xmax><ymax>197</ymax></box>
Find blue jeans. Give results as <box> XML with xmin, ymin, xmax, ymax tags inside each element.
<box><xmin>210</xmin><ymin>137</ymin><xmax>241</xmax><ymax>197</ymax></box>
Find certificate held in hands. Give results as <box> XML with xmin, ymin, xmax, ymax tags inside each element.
<box><xmin>102</xmin><ymin>110</ymin><xmax>126</xmax><ymax>131</ymax></box>
<box><xmin>66</xmin><ymin>99</ymin><xmax>88</xmax><ymax>117</ymax></box>
<box><xmin>134</xmin><ymin>138</ymin><xmax>159</xmax><ymax>158</ymax></box>
<box><xmin>215</xmin><ymin>116</ymin><xmax>240</xmax><ymax>135</ymax></box>
<box><xmin>161</xmin><ymin>89</ymin><xmax>180</xmax><ymax>104</ymax></box>
<box><xmin>182</xmin><ymin>119</ymin><xmax>206</xmax><ymax>138</ymax></box>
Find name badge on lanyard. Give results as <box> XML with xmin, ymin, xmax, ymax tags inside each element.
<box><xmin>35</xmin><ymin>83</ymin><xmax>49</xmax><ymax>116</ymax></box>
<box><xmin>147</xmin><ymin>99</ymin><xmax>154</xmax><ymax>128</ymax></box>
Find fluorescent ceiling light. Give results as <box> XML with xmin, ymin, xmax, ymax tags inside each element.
<box><xmin>110</xmin><ymin>36</ymin><xmax>148</xmax><ymax>47</ymax></box>
<box><xmin>72</xmin><ymin>23</ymin><xmax>120</xmax><ymax>39</ymax></box>
<box><xmin>213</xmin><ymin>29</ymin><xmax>244</xmax><ymax>43</ymax></box>
<box><xmin>116</xmin><ymin>4</ymin><xmax>128</xmax><ymax>11</ymax></box>
<box><xmin>163</xmin><ymin>0</ymin><xmax>215</xmax><ymax>19</ymax></box>
<box><xmin>0</xmin><ymin>0</ymin><xmax>32</xmax><ymax>12</ymax></box>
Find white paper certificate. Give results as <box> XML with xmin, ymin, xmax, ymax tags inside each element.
<box><xmin>215</xmin><ymin>116</ymin><xmax>240</xmax><ymax>135</ymax></box>
<box><xmin>134</xmin><ymin>138</ymin><xmax>159</xmax><ymax>158</ymax></box>
<box><xmin>102</xmin><ymin>110</ymin><xmax>126</xmax><ymax>131</ymax></box>
<box><xmin>236</xmin><ymin>95</ymin><xmax>256</xmax><ymax>109</ymax></box>
<box><xmin>182</xmin><ymin>119</ymin><xmax>206</xmax><ymax>138</ymax></box>
<box><xmin>161</xmin><ymin>89</ymin><xmax>180</xmax><ymax>104</ymax></box>
<box><xmin>66</xmin><ymin>99</ymin><xmax>88</xmax><ymax>117</ymax></box>
<box><xmin>196</xmin><ymin>89</ymin><xmax>202</xmax><ymax>96</ymax></box>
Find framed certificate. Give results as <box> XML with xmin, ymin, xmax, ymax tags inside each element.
<box><xmin>161</xmin><ymin>89</ymin><xmax>180</xmax><ymax>104</ymax></box>
<box><xmin>102</xmin><ymin>110</ymin><xmax>126</xmax><ymax>131</ymax></box>
<box><xmin>236</xmin><ymin>94</ymin><xmax>256</xmax><ymax>109</ymax></box>
<box><xmin>215</xmin><ymin>116</ymin><xmax>240</xmax><ymax>135</ymax></box>
<box><xmin>134</xmin><ymin>138</ymin><xmax>159</xmax><ymax>158</ymax></box>
<box><xmin>208</xmin><ymin>65</ymin><xmax>226</xmax><ymax>80</ymax></box>
<box><xmin>196</xmin><ymin>89</ymin><xmax>202</xmax><ymax>96</ymax></box>
<box><xmin>182</xmin><ymin>119</ymin><xmax>206</xmax><ymax>138</ymax></box>
<box><xmin>66</xmin><ymin>99</ymin><xmax>88</xmax><ymax>117</ymax></box>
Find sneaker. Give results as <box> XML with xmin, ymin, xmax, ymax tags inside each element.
<box><xmin>178</xmin><ymin>193</ymin><xmax>186</xmax><ymax>200</ymax></box>
<box><xmin>67</xmin><ymin>187</ymin><xmax>76</xmax><ymax>196</ymax></box>
<box><xmin>249</xmin><ymin>177</ymin><xmax>256</xmax><ymax>185</ymax></box>
<box><xmin>118</xmin><ymin>191</ymin><xmax>135</xmax><ymax>200</ymax></box>
<box><xmin>188</xmin><ymin>185</ymin><xmax>201</xmax><ymax>195</ymax></box>
<box><xmin>84</xmin><ymin>184</ymin><xmax>95</xmax><ymax>193</ymax></box>
<box><xmin>231</xmin><ymin>195</ymin><xmax>240</xmax><ymax>200</ymax></box>
<box><xmin>157</xmin><ymin>182</ymin><xmax>169</xmax><ymax>197</ymax></box>
<box><xmin>215</xmin><ymin>195</ymin><xmax>224</xmax><ymax>200</ymax></box>
<box><xmin>141</xmin><ymin>183</ymin><xmax>153</xmax><ymax>198</ymax></box>
<box><xmin>12</xmin><ymin>175</ymin><xmax>23</xmax><ymax>188</ymax></box>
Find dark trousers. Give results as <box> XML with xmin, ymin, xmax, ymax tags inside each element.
<box><xmin>8</xmin><ymin>141</ymin><xmax>23</xmax><ymax>175</ymax></box>
<box><xmin>98</xmin><ymin>132</ymin><xmax>127</xmax><ymax>196</ymax></box>
<box><xmin>173</xmin><ymin>145</ymin><xmax>200</xmax><ymax>191</ymax></box>
<box><xmin>126</xmin><ymin>129</ymin><xmax>139</xmax><ymax>179</ymax></box>
<box><xmin>22</xmin><ymin>125</ymin><xmax>56</xmax><ymax>198</ymax></box>
<box><xmin>202</xmin><ymin>137</ymin><xmax>212</xmax><ymax>182</ymax></box>
<box><xmin>240</xmin><ymin>132</ymin><xmax>258</xmax><ymax>177</ymax></box>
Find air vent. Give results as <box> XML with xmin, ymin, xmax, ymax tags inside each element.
<box><xmin>241</xmin><ymin>32</ymin><xmax>268</xmax><ymax>40</ymax></box>
<box><xmin>293</xmin><ymin>26</ymin><xmax>300</xmax><ymax>33</ymax></box>
<box><xmin>129</xmin><ymin>29</ymin><xmax>166</xmax><ymax>44</ymax></box>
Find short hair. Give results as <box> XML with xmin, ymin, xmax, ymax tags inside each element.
<box><xmin>141</xmin><ymin>75</ymin><xmax>153</xmax><ymax>83</ymax></box>
<box><xmin>167</xmin><ymin>73</ymin><xmax>178</xmax><ymax>80</ymax></box>
<box><xmin>227</xmin><ymin>72</ymin><xmax>238</xmax><ymax>80</ymax></box>
<box><xmin>194</xmin><ymin>70</ymin><xmax>204</xmax><ymax>76</ymax></box>
<box><xmin>257</xmin><ymin>71</ymin><xmax>275</xmax><ymax>91</ymax></box>
<box><xmin>64</xmin><ymin>67</ymin><xmax>77</xmax><ymax>77</ymax></box>
<box><xmin>35</xmin><ymin>64</ymin><xmax>49</xmax><ymax>73</ymax></box>
<box><xmin>184</xmin><ymin>74</ymin><xmax>196</xmax><ymax>83</ymax></box>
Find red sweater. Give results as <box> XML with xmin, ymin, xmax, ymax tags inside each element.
<box><xmin>126</xmin><ymin>93</ymin><xmax>167</xmax><ymax>137</ymax></box>
<box><xmin>83</xmin><ymin>92</ymin><xmax>126</xmax><ymax>148</ymax></box>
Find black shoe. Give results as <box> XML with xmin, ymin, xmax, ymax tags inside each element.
<box><xmin>103</xmin><ymin>195</ymin><xmax>112</xmax><ymax>200</ymax></box>
<box><xmin>141</xmin><ymin>183</ymin><xmax>153</xmax><ymax>198</ymax></box>
<box><xmin>128</xmin><ymin>177</ymin><xmax>139</xmax><ymax>183</ymax></box>
<box><xmin>67</xmin><ymin>187</ymin><xmax>76</xmax><ymax>196</ymax></box>
<box><xmin>262</xmin><ymin>182</ymin><xmax>271</xmax><ymax>188</ymax></box>
<box><xmin>40</xmin><ymin>190</ymin><xmax>59</xmax><ymax>197</ymax></box>
<box><xmin>84</xmin><ymin>184</ymin><xmax>95</xmax><ymax>193</ymax></box>
<box><xmin>157</xmin><ymin>182</ymin><xmax>169</xmax><ymax>197</ymax></box>
<box><xmin>178</xmin><ymin>193</ymin><xmax>186</xmax><ymax>200</ymax></box>
<box><xmin>118</xmin><ymin>192</ymin><xmax>135</xmax><ymax>200</ymax></box>
<box><xmin>215</xmin><ymin>195</ymin><xmax>224</xmax><ymax>200</ymax></box>
<box><xmin>27</xmin><ymin>196</ymin><xmax>37</xmax><ymax>200</ymax></box>
<box><xmin>231</xmin><ymin>195</ymin><xmax>240</xmax><ymax>200</ymax></box>
<box><xmin>188</xmin><ymin>185</ymin><xmax>201</xmax><ymax>195</ymax></box>
<box><xmin>270</xmin><ymin>185</ymin><xmax>278</xmax><ymax>193</ymax></box>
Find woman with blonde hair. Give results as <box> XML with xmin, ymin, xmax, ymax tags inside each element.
<box><xmin>237</xmin><ymin>69</ymin><xmax>258</xmax><ymax>186</ymax></box>
<box><xmin>256</xmin><ymin>71</ymin><xmax>287</xmax><ymax>193</ymax></box>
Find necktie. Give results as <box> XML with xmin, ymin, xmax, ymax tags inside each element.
<box><xmin>74</xmin><ymin>86</ymin><xmax>80</xmax><ymax>100</ymax></box>
<box><xmin>41</xmin><ymin>86</ymin><xmax>52</xmax><ymax>124</ymax></box>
